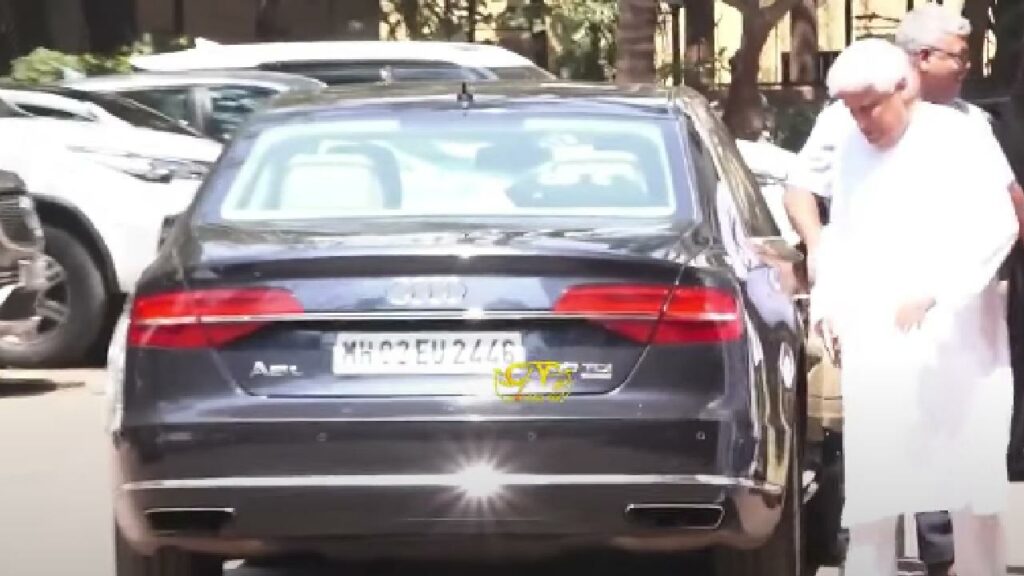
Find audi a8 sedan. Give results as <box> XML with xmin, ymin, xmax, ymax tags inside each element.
<box><xmin>111</xmin><ymin>81</ymin><xmax>820</xmax><ymax>575</ymax></box>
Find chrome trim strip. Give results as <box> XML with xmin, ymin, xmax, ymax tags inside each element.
<box><xmin>133</xmin><ymin>310</ymin><xmax>739</xmax><ymax>325</ymax></box>
<box><xmin>122</xmin><ymin>473</ymin><xmax>782</xmax><ymax>495</ymax></box>
<box><xmin>145</xmin><ymin>506</ymin><xmax>235</xmax><ymax>515</ymax></box>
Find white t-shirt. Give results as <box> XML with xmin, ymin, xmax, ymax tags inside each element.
<box><xmin>787</xmin><ymin>98</ymin><xmax>1013</xmax><ymax>198</ymax></box>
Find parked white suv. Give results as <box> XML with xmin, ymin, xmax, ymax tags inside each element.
<box><xmin>0</xmin><ymin>99</ymin><xmax>221</xmax><ymax>367</ymax></box>
<box><xmin>129</xmin><ymin>39</ymin><xmax>555</xmax><ymax>85</ymax></box>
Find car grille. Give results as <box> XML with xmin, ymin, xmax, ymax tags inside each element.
<box><xmin>0</xmin><ymin>192</ymin><xmax>43</xmax><ymax>253</ymax></box>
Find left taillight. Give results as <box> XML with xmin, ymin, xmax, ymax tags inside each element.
<box><xmin>127</xmin><ymin>288</ymin><xmax>304</xmax><ymax>349</ymax></box>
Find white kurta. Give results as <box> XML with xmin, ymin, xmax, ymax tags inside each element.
<box><xmin>811</xmin><ymin>102</ymin><xmax>1020</xmax><ymax>528</ymax></box>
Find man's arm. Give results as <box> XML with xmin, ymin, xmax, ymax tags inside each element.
<box><xmin>783</xmin><ymin>184</ymin><xmax>824</xmax><ymax>250</ymax></box>
<box><xmin>784</xmin><ymin>101</ymin><xmax>846</xmax><ymax>254</ymax></box>
<box><xmin>924</xmin><ymin>124</ymin><xmax>1019</xmax><ymax>311</ymax></box>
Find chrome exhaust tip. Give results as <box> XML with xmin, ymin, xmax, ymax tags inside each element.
<box><xmin>624</xmin><ymin>503</ymin><xmax>724</xmax><ymax>530</ymax></box>
<box><xmin>144</xmin><ymin>507</ymin><xmax>235</xmax><ymax>534</ymax></box>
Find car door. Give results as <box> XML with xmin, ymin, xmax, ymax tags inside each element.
<box><xmin>680</xmin><ymin>97</ymin><xmax>803</xmax><ymax>495</ymax></box>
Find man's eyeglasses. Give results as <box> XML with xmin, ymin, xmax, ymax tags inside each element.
<box><xmin>922</xmin><ymin>46</ymin><xmax>970</xmax><ymax>67</ymax></box>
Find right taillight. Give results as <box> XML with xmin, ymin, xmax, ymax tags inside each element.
<box><xmin>553</xmin><ymin>283</ymin><xmax>742</xmax><ymax>344</ymax></box>
<box><xmin>128</xmin><ymin>287</ymin><xmax>304</xmax><ymax>349</ymax></box>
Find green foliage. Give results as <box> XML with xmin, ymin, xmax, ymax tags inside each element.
<box><xmin>9</xmin><ymin>48</ymin><xmax>85</xmax><ymax>84</ymax></box>
<box><xmin>8</xmin><ymin>35</ymin><xmax>190</xmax><ymax>84</ymax></box>
<box><xmin>541</xmin><ymin>0</ymin><xmax>618</xmax><ymax>80</ymax></box>
<box><xmin>381</xmin><ymin>0</ymin><xmax>497</xmax><ymax>41</ymax></box>
<box><xmin>770</xmin><ymin>99</ymin><xmax>823</xmax><ymax>152</ymax></box>
<box><xmin>656</xmin><ymin>46</ymin><xmax>730</xmax><ymax>89</ymax></box>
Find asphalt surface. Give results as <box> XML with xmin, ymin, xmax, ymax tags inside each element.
<box><xmin>3</xmin><ymin>369</ymin><xmax>1023</xmax><ymax>576</ymax></box>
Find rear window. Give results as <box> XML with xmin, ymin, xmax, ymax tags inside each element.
<box><xmin>210</xmin><ymin>113</ymin><xmax>687</xmax><ymax>222</ymax></box>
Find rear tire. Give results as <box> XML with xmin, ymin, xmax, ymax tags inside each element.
<box><xmin>713</xmin><ymin>434</ymin><xmax>806</xmax><ymax>576</ymax></box>
<box><xmin>114</xmin><ymin>525</ymin><xmax>223</xmax><ymax>576</ymax></box>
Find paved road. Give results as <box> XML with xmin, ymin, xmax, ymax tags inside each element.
<box><xmin>3</xmin><ymin>370</ymin><xmax>1023</xmax><ymax>576</ymax></box>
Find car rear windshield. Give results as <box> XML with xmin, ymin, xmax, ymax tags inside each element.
<box><xmin>207</xmin><ymin>112</ymin><xmax>690</xmax><ymax>223</ymax></box>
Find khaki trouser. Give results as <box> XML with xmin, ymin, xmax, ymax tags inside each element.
<box><xmin>806</xmin><ymin>330</ymin><xmax>843</xmax><ymax>441</ymax></box>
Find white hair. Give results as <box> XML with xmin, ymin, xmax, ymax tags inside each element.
<box><xmin>826</xmin><ymin>38</ymin><xmax>913</xmax><ymax>98</ymax></box>
<box><xmin>895</xmin><ymin>3</ymin><xmax>971</xmax><ymax>52</ymax></box>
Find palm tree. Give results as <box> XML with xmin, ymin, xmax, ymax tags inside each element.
<box><xmin>614</xmin><ymin>0</ymin><xmax>657</xmax><ymax>83</ymax></box>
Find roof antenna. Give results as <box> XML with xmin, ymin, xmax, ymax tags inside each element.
<box><xmin>457</xmin><ymin>81</ymin><xmax>474</xmax><ymax>107</ymax></box>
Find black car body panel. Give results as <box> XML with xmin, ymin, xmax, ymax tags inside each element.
<box><xmin>112</xmin><ymin>82</ymin><xmax>807</xmax><ymax>563</ymax></box>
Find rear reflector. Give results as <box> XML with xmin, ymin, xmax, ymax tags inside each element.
<box><xmin>128</xmin><ymin>288</ymin><xmax>304</xmax><ymax>349</ymax></box>
<box><xmin>553</xmin><ymin>284</ymin><xmax>741</xmax><ymax>344</ymax></box>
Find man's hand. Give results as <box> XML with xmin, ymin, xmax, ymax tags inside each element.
<box><xmin>895</xmin><ymin>297</ymin><xmax>936</xmax><ymax>332</ymax></box>
<box><xmin>1008</xmin><ymin>181</ymin><xmax>1024</xmax><ymax>243</ymax></box>
<box><xmin>814</xmin><ymin>318</ymin><xmax>841</xmax><ymax>366</ymax></box>
<box><xmin>783</xmin><ymin>185</ymin><xmax>824</xmax><ymax>283</ymax></box>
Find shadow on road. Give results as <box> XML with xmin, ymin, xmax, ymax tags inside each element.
<box><xmin>0</xmin><ymin>378</ymin><xmax>66</xmax><ymax>398</ymax></box>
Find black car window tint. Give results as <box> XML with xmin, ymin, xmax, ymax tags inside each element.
<box><xmin>121</xmin><ymin>88</ymin><xmax>192</xmax><ymax>127</ymax></box>
<box><xmin>206</xmin><ymin>85</ymin><xmax>277</xmax><ymax>140</ymax></box>
<box><xmin>12</xmin><ymin>104</ymin><xmax>89</xmax><ymax>121</ymax></box>
<box><xmin>711</xmin><ymin>134</ymin><xmax>781</xmax><ymax>238</ymax></box>
<box><xmin>258</xmin><ymin>62</ymin><xmax>385</xmax><ymax>85</ymax></box>
<box><xmin>684</xmin><ymin>122</ymin><xmax>722</xmax><ymax>234</ymax></box>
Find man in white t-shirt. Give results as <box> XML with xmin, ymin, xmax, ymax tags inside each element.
<box><xmin>786</xmin><ymin>6</ymin><xmax>1023</xmax><ymax>266</ymax></box>
<box><xmin>784</xmin><ymin>5</ymin><xmax>1024</xmax><ymax>576</ymax></box>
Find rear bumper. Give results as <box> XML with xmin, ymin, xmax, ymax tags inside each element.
<box><xmin>115</xmin><ymin>470</ymin><xmax>785</xmax><ymax>560</ymax></box>
<box><xmin>112</xmin><ymin>416</ymin><xmax>788</xmax><ymax>560</ymax></box>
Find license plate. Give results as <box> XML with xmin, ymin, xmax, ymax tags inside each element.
<box><xmin>332</xmin><ymin>332</ymin><xmax>526</xmax><ymax>375</ymax></box>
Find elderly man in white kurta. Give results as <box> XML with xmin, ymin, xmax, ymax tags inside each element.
<box><xmin>811</xmin><ymin>38</ymin><xmax>1018</xmax><ymax>576</ymax></box>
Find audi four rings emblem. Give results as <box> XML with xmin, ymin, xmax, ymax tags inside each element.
<box><xmin>386</xmin><ymin>277</ymin><xmax>468</xmax><ymax>307</ymax></box>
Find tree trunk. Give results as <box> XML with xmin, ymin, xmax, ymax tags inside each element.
<box><xmin>788</xmin><ymin>0</ymin><xmax>818</xmax><ymax>84</ymax></box>
<box><xmin>963</xmin><ymin>0</ymin><xmax>990</xmax><ymax>80</ymax></box>
<box><xmin>80</xmin><ymin>0</ymin><xmax>135</xmax><ymax>53</ymax></box>
<box><xmin>0</xmin><ymin>1</ymin><xmax>20</xmax><ymax>75</ymax></box>
<box><xmin>615</xmin><ymin>0</ymin><xmax>657</xmax><ymax>84</ymax></box>
<box><xmin>173</xmin><ymin>0</ymin><xmax>184</xmax><ymax>36</ymax></box>
<box><xmin>584</xmin><ymin>22</ymin><xmax>605</xmax><ymax>80</ymax></box>
<box><xmin>398</xmin><ymin>0</ymin><xmax>422</xmax><ymax>40</ymax></box>
<box><xmin>684</xmin><ymin>0</ymin><xmax>715</xmax><ymax>89</ymax></box>
<box><xmin>256</xmin><ymin>0</ymin><xmax>283</xmax><ymax>41</ymax></box>
<box><xmin>467</xmin><ymin>0</ymin><xmax>477</xmax><ymax>42</ymax></box>
<box><xmin>441</xmin><ymin>0</ymin><xmax>456</xmax><ymax>40</ymax></box>
<box><xmin>722</xmin><ymin>14</ymin><xmax>771</xmax><ymax>139</ymax></box>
